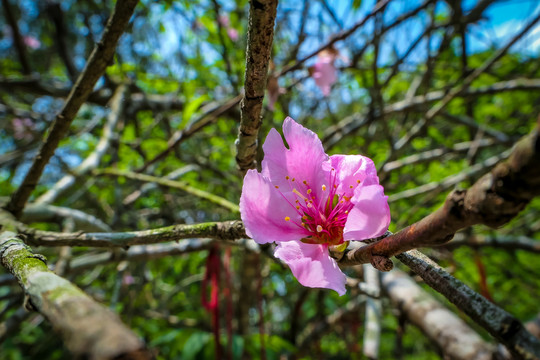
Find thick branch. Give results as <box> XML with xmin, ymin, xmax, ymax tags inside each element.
<box><xmin>236</xmin><ymin>0</ymin><xmax>278</xmax><ymax>172</ymax></box>
<box><xmin>4</xmin><ymin>0</ymin><xmax>139</xmax><ymax>218</ymax></box>
<box><xmin>0</xmin><ymin>231</ymin><xmax>152</xmax><ymax>359</ymax></box>
<box><xmin>340</xmin><ymin>123</ymin><xmax>540</xmax><ymax>266</ymax></box>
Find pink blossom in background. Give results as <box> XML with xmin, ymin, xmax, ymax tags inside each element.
<box><xmin>266</xmin><ymin>75</ymin><xmax>285</xmax><ymax>110</ymax></box>
<box><xmin>122</xmin><ymin>274</ymin><xmax>135</xmax><ymax>286</ymax></box>
<box><xmin>23</xmin><ymin>36</ymin><xmax>41</xmax><ymax>49</ymax></box>
<box><xmin>217</xmin><ymin>15</ymin><xmax>230</xmax><ymax>27</ymax></box>
<box><xmin>311</xmin><ymin>54</ymin><xmax>337</xmax><ymax>96</ymax></box>
<box><xmin>240</xmin><ymin>117</ymin><xmax>390</xmax><ymax>295</ymax></box>
<box><xmin>12</xmin><ymin>117</ymin><xmax>35</xmax><ymax>140</ymax></box>
<box><xmin>227</xmin><ymin>27</ymin><xmax>239</xmax><ymax>42</ymax></box>
<box><xmin>217</xmin><ymin>14</ymin><xmax>239</xmax><ymax>42</ymax></box>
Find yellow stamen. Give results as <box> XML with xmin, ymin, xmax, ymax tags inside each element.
<box><xmin>286</xmin><ymin>176</ymin><xmax>290</xmax><ymax>180</ymax></box>
<box><xmin>275</xmin><ymin>185</ymin><xmax>279</xmax><ymax>189</ymax></box>
<box><xmin>303</xmin><ymin>180</ymin><xmax>308</xmax><ymax>185</ymax></box>
<box><xmin>302</xmin><ymin>215</ymin><xmax>308</xmax><ymax>220</ymax></box>
<box><xmin>357</xmin><ymin>179</ymin><xmax>361</xmax><ymax>184</ymax></box>
<box><xmin>285</xmin><ymin>217</ymin><xmax>290</xmax><ymax>221</ymax></box>
<box><xmin>349</xmin><ymin>185</ymin><xmax>353</xmax><ymax>189</ymax></box>
<box><xmin>322</xmin><ymin>185</ymin><xmax>327</xmax><ymax>191</ymax></box>
<box><xmin>316</xmin><ymin>225</ymin><xmax>323</xmax><ymax>232</ymax></box>
<box><xmin>307</xmin><ymin>189</ymin><xmax>312</xmax><ymax>194</ymax></box>
<box><xmin>292</xmin><ymin>188</ymin><xmax>308</xmax><ymax>201</ymax></box>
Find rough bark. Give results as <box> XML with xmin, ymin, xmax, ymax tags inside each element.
<box><xmin>236</xmin><ymin>0</ymin><xmax>278</xmax><ymax>173</ymax></box>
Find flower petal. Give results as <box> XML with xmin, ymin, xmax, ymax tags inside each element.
<box><xmin>261</xmin><ymin>117</ymin><xmax>328</xmax><ymax>189</ymax></box>
<box><xmin>327</xmin><ymin>155</ymin><xmax>378</xmax><ymax>198</ymax></box>
<box><xmin>313</xmin><ymin>59</ymin><xmax>336</xmax><ymax>96</ymax></box>
<box><xmin>274</xmin><ymin>241</ymin><xmax>346</xmax><ymax>295</ymax></box>
<box><xmin>240</xmin><ymin>170</ymin><xmax>307</xmax><ymax>244</ymax></box>
<box><xmin>343</xmin><ymin>184</ymin><xmax>391</xmax><ymax>241</ymax></box>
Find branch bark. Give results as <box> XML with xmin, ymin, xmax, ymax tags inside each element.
<box><xmin>236</xmin><ymin>0</ymin><xmax>278</xmax><ymax>173</ymax></box>
<box><xmin>15</xmin><ymin>219</ymin><xmax>245</xmax><ymax>248</ymax></box>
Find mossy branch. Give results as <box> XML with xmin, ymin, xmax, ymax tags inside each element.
<box><xmin>0</xmin><ymin>231</ymin><xmax>152</xmax><ymax>359</ymax></box>
<box><xmin>18</xmin><ymin>219</ymin><xmax>246</xmax><ymax>248</ymax></box>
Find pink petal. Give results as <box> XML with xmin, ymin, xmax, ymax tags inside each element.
<box><xmin>227</xmin><ymin>28</ymin><xmax>239</xmax><ymax>41</ymax></box>
<box><xmin>240</xmin><ymin>170</ymin><xmax>308</xmax><ymax>244</ymax></box>
<box><xmin>261</xmin><ymin>117</ymin><xmax>328</xmax><ymax>189</ymax></box>
<box><xmin>327</xmin><ymin>155</ymin><xmax>378</xmax><ymax>198</ymax></box>
<box><xmin>343</xmin><ymin>184</ymin><xmax>390</xmax><ymax>241</ymax></box>
<box><xmin>312</xmin><ymin>60</ymin><xmax>337</xmax><ymax>96</ymax></box>
<box><xmin>218</xmin><ymin>15</ymin><xmax>230</xmax><ymax>27</ymax></box>
<box><xmin>274</xmin><ymin>241</ymin><xmax>346</xmax><ymax>295</ymax></box>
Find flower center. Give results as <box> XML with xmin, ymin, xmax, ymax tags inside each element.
<box><xmin>280</xmin><ymin>168</ymin><xmax>361</xmax><ymax>246</ymax></box>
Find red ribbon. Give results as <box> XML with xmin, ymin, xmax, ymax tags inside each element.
<box><xmin>201</xmin><ymin>245</ymin><xmax>222</xmax><ymax>359</ymax></box>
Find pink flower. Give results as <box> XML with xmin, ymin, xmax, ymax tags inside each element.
<box><xmin>227</xmin><ymin>28</ymin><xmax>239</xmax><ymax>42</ymax></box>
<box><xmin>218</xmin><ymin>15</ymin><xmax>230</xmax><ymax>27</ymax></box>
<box><xmin>266</xmin><ymin>75</ymin><xmax>286</xmax><ymax>111</ymax></box>
<box><xmin>12</xmin><ymin>117</ymin><xmax>35</xmax><ymax>140</ymax></box>
<box><xmin>23</xmin><ymin>36</ymin><xmax>41</xmax><ymax>49</ymax></box>
<box><xmin>311</xmin><ymin>54</ymin><xmax>337</xmax><ymax>96</ymax></box>
<box><xmin>240</xmin><ymin>117</ymin><xmax>391</xmax><ymax>295</ymax></box>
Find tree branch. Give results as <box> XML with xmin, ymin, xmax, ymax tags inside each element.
<box><xmin>2</xmin><ymin>0</ymin><xmax>31</xmax><ymax>74</ymax></box>
<box><xmin>94</xmin><ymin>168</ymin><xmax>240</xmax><ymax>213</ymax></box>
<box><xmin>340</xmin><ymin>122</ymin><xmax>540</xmax><ymax>268</ymax></box>
<box><xmin>36</xmin><ymin>84</ymin><xmax>128</xmax><ymax>205</ymax></box>
<box><xmin>4</xmin><ymin>0</ymin><xmax>139</xmax><ymax>218</ymax></box>
<box><xmin>397</xmin><ymin>251</ymin><xmax>540</xmax><ymax>359</ymax></box>
<box><xmin>236</xmin><ymin>0</ymin><xmax>278</xmax><ymax>173</ymax></box>
<box><xmin>0</xmin><ymin>231</ymin><xmax>152</xmax><ymax>359</ymax></box>
<box><xmin>382</xmin><ymin>267</ymin><xmax>494</xmax><ymax>360</ymax></box>
<box><xmin>16</xmin><ymin>219</ymin><xmax>245</xmax><ymax>248</ymax></box>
